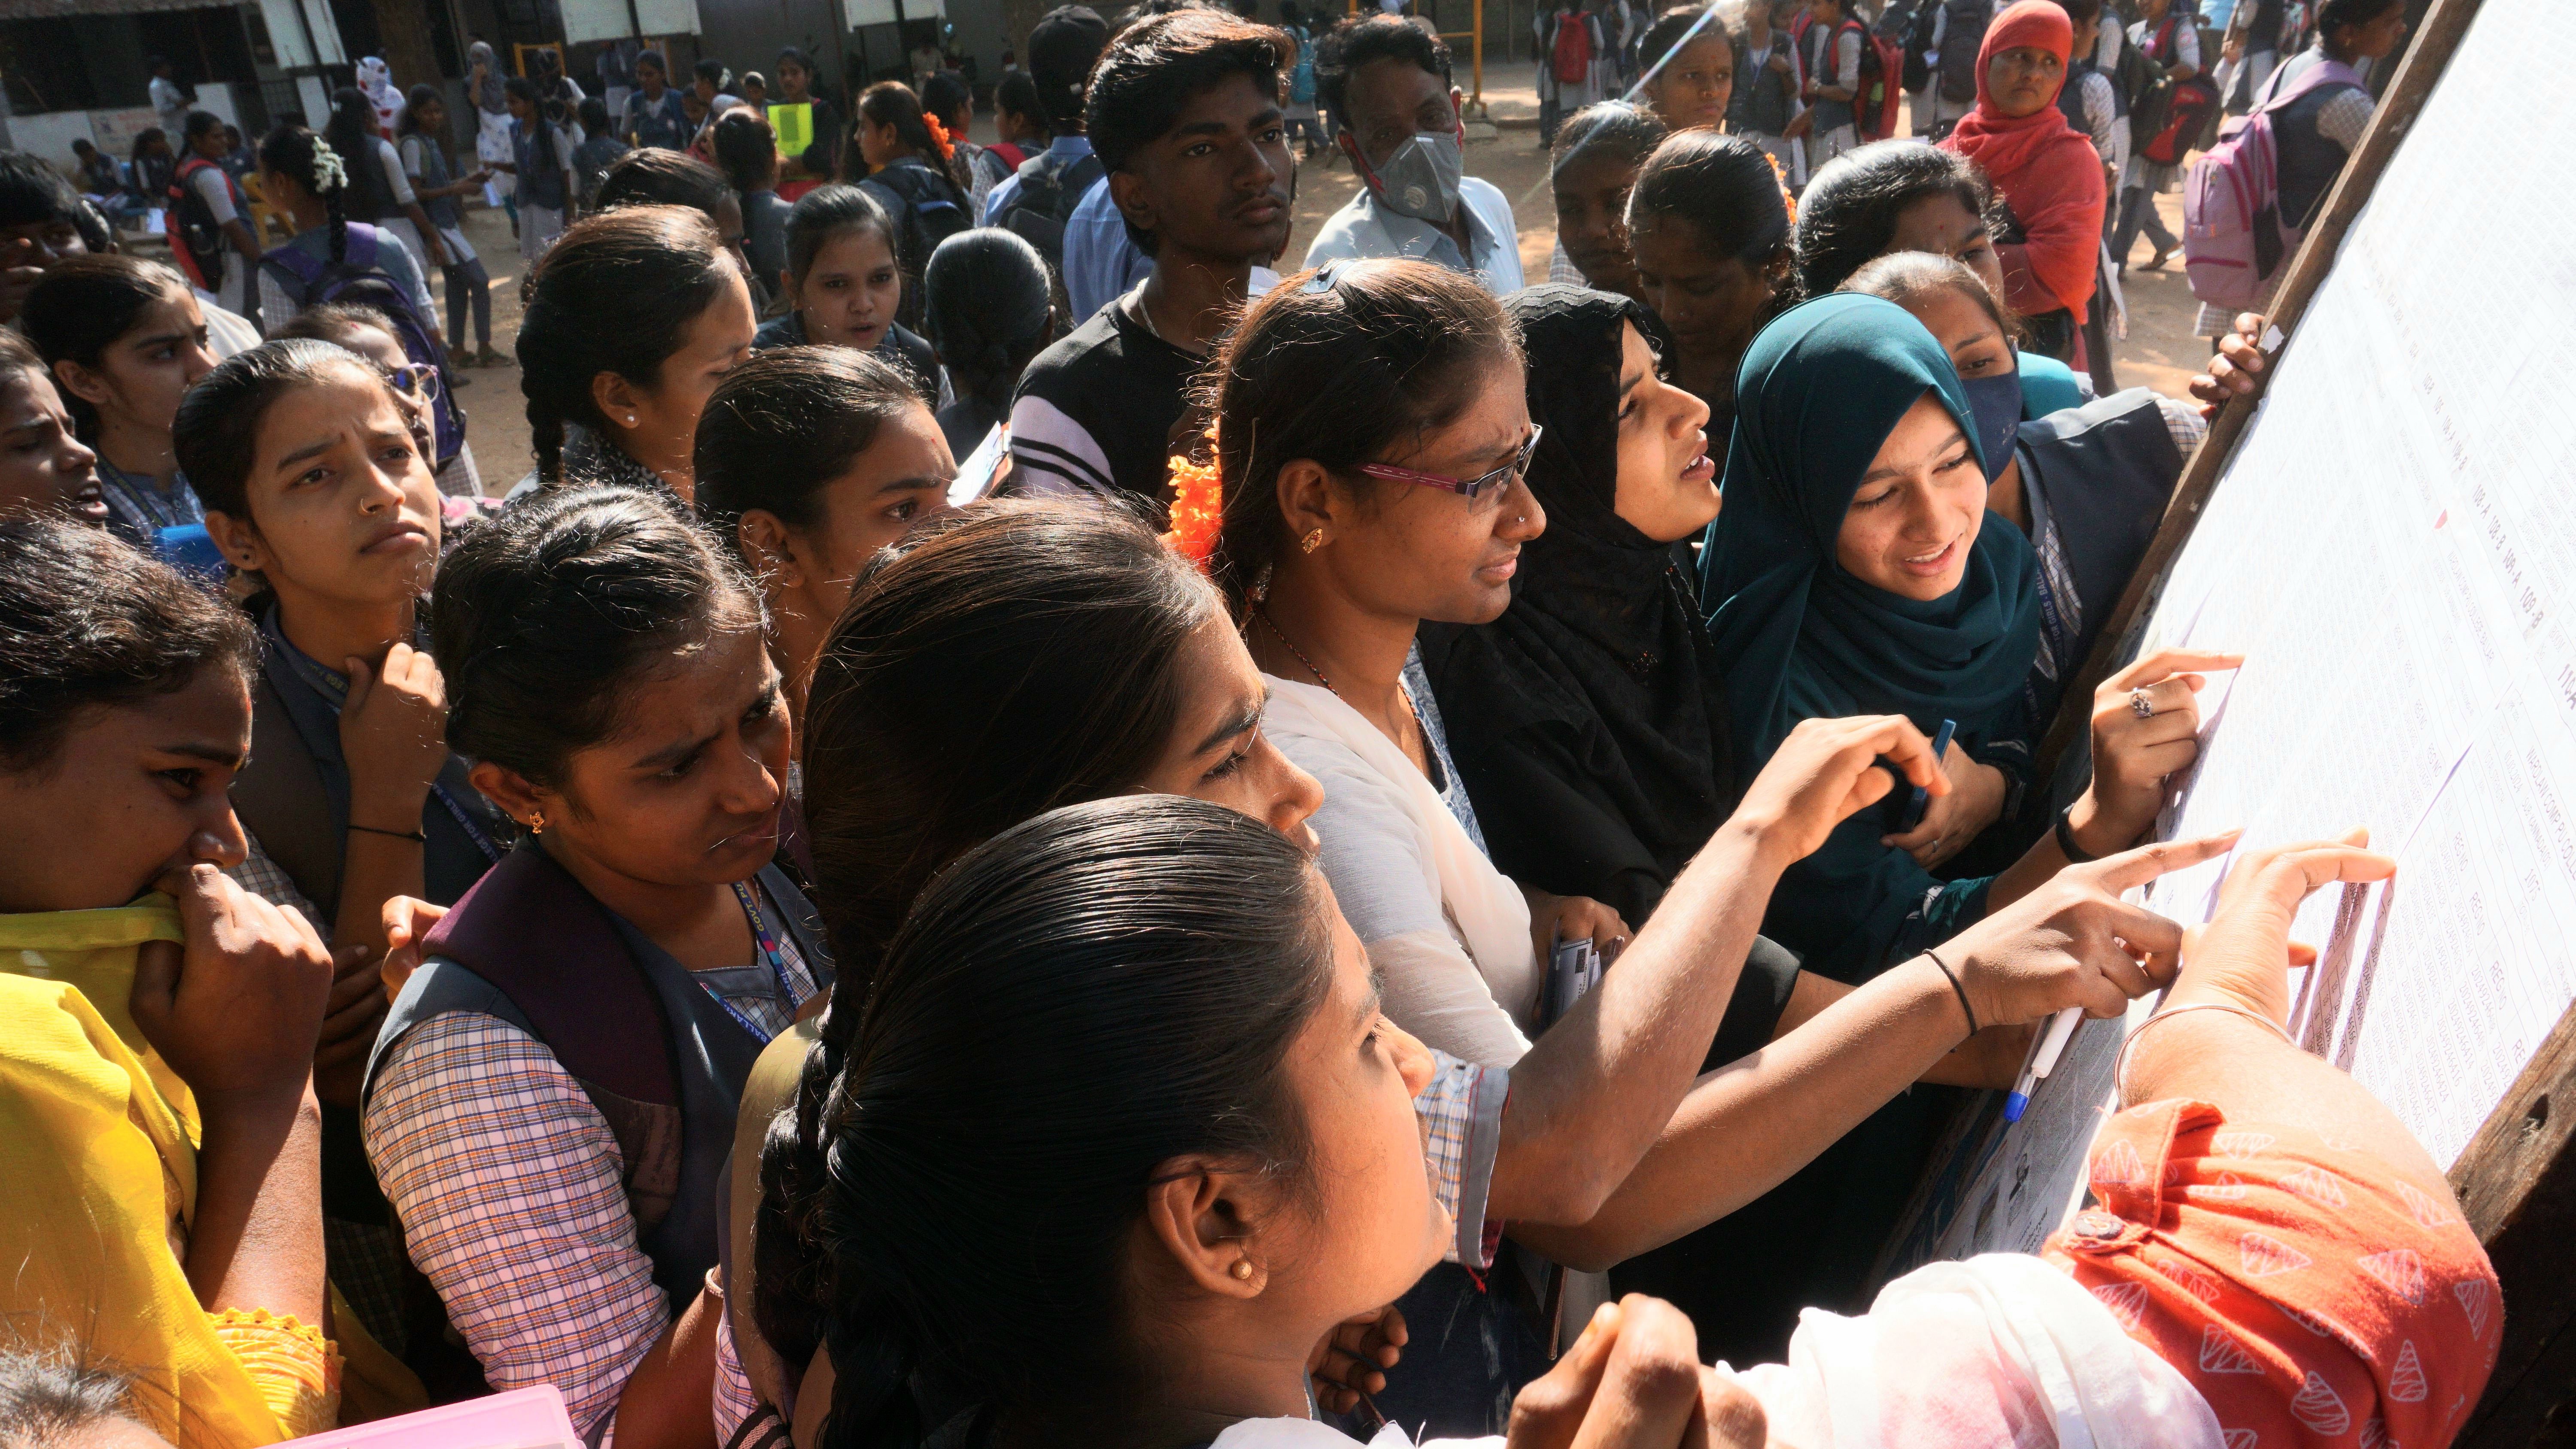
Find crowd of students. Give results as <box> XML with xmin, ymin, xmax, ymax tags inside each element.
<box><xmin>0</xmin><ymin>0</ymin><xmax>2503</xmax><ymax>1447</ymax></box>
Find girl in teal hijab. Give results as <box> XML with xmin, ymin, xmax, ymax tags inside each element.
<box><xmin>1699</xmin><ymin>292</ymin><xmax>2041</xmax><ymax>981</ymax></box>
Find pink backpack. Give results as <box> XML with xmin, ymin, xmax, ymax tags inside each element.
<box><xmin>2181</xmin><ymin>58</ymin><xmax>2365</xmax><ymax>311</ymax></box>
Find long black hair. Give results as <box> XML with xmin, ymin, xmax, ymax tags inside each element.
<box><xmin>515</xmin><ymin>205</ymin><xmax>738</xmax><ymax>484</ymax></box>
<box><xmin>854</xmin><ymin>81</ymin><xmax>967</xmax><ymax>192</ymax></box>
<box><xmin>324</xmin><ymin>86</ymin><xmax>396</xmax><ymax>221</ymax></box>
<box><xmin>752</xmin><ymin>500</ymin><xmax>1222</xmax><ymax>1380</ymax></box>
<box><xmin>808</xmin><ymin>795</ymin><xmax>1332</xmax><ymax>1448</ymax></box>
<box><xmin>1207</xmin><ymin>258</ymin><xmax>1522</xmax><ymax>613</ymax></box>
<box><xmin>430</xmin><ymin>484</ymin><xmax>761</xmax><ymax>788</ymax></box>
<box><xmin>920</xmin><ymin>229</ymin><xmax>1053</xmax><ymax>417</ymax></box>
<box><xmin>257</xmin><ymin>124</ymin><xmax>353</xmax><ymax>265</ymax></box>
<box><xmin>1794</xmin><ymin>139</ymin><xmax>2000</xmax><ymax>298</ymax></box>
<box><xmin>19</xmin><ymin>254</ymin><xmax>191</xmax><ymax>444</ymax></box>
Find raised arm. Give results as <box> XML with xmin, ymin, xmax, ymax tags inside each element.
<box><xmin>1514</xmin><ymin>834</ymin><xmax>2232</xmax><ymax>1269</ymax></box>
<box><xmin>2118</xmin><ymin>832</ymin><xmax>2446</xmax><ymax>1194</ymax></box>
<box><xmin>130</xmin><ymin>864</ymin><xmax>334</xmax><ymax>1324</ymax></box>
<box><xmin>1487</xmin><ymin>715</ymin><xmax>1949</xmax><ymax>1225</ymax></box>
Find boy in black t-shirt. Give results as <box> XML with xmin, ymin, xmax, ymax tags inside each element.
<box><xmin>1006</xmin><ymin>9</ymin><xmax>1294</xmax><ymax>504</ymax></box>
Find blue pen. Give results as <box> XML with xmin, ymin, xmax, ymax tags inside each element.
<box><xmin>1902</xmin><ymin>718</ymin><xmax>1958</xmax><ymax>832</ymax></box>
<box><xmin>2004</xmin><ymin>1006</ymin><xmax>2085</xmax><ymax>1123</ymax></box>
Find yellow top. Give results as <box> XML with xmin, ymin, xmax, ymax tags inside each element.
<box><xmin>0</xmin><ymin>970</ymin><xmax>338</xmax><ymax>1445</ymax></box>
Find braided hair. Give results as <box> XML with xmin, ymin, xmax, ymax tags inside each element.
<box><xmin>920</xmin><ymin>228</ymin><xmax>1054</xmax><ymax>415</ymax></box>
<box><xmin>514</xmin><ymin>205</ymin><xmax>737</xmax><ymax>485</ymax></box>
<box><xmin>256</xmin><ymin>124</ymin><xmax>351</xmax><ymax>266</ymax></box>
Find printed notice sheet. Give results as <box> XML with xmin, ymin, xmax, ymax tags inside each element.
<box><xmin>1917</xmin><ymin>0</ymin><xmax>2576</xmax><ymax>1263</ymax></box>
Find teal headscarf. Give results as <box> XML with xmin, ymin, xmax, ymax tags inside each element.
<box><xmin>1699</xmin><ymin>293</ymin><xmax>2041</xmax><ymax>785</ymax></box>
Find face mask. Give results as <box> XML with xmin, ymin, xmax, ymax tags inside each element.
<box><xmin>1959</xmin><ymin>369</ymin><xmax>2023</xmax><ymax>482</ymax></box>
<box><xmin>1367</xmin><ymin>130</ymin><xmax>1465</xmax><ymax>225</ymax></box>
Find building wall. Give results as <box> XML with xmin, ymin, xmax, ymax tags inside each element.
<box><xmin>2</xmin><ymin>83</ymin><xmax>247</xmax><ymax>179</ymax></box>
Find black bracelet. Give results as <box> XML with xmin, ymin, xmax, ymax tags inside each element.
<box><xmin>2054</xmin><ymin>803</ymin><xmax>2100</xmax><ymax>864</ymax></box>
<box><xmin>349</xmin><ymin>822</ymin><xmax>428</xmax><ymax>844</ymax></box>
<box><xmin>1923</xmin><ymin>946</ymin><xmax>1979</xmax><ymax>1038</ymax></box>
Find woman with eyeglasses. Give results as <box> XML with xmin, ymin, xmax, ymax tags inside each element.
<box><xmin>167</xmin><ymin>336</ymin><xmax>508</xmax><ymax>1356</ymax></box>
<box><xmin>1196</xmin><ymin>259</ymin><xmax>2178</xmax><ymax>1424</ymax></box>
<box><xmin>276</xmin><ymin>302</ymin><xmax>486</xmax><ymax>499</ymax></box>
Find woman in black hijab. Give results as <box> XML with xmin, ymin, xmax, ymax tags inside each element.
<box><xmin>1421</xmin><ymin>283</ymin><xmax>1806</xmax><ymax>1059</ymax></box>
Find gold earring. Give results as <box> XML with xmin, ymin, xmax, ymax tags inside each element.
<box><xmin>1300</xmin><ymin>528</ymin><xmax>1324</xmax><ymax>554</ymax></box>
<box><xmin>1229</xmin><ymin>1258</ymin><xmax>1256</xmax><ymax>1281</ymax></box>
<box><xmin>526</xmin><ymin>810</ymin><xmax>546</xmax><ymax>834</ymax></box>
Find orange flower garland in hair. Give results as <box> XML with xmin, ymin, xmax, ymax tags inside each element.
<box><xmin>1162</xmin><ymin>422</ymin><xmax>1224</xmax><ymax>576</ymax></box>
<box><xmin>1767</xmin><ymin>151</ymin><xmax>1798</xmax><ymax>226</ymax></box>
<box><xmin>923</xmin><ymin>112</ymin><xmax>957</xmax><ymax>162</ymax></box>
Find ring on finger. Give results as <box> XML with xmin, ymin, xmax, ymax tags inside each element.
<box><xmin>2129</xmin><ymin>688</ymin><xmax>2156</xmax><ymax>720</ymax></box>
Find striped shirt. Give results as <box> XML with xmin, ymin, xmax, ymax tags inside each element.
<box><xmin>365</xmin><ymin>895</ymin><xmax>819</xmax><ymax>1446</ymax></box>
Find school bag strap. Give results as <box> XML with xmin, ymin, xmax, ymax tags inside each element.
<box><xmin>259</xmin><ymin>220</ymin><xmax>384</xmax><ymax>300</ymax></box>
<box><xmin>410</xmin><ymin>841</ymin><xmax>678</xmax><ymax>1108</ymax></box>
<box><xmin>228</xmin><ymin>665</ymin><xmax>345</xmax><ymax>916</ymax></box>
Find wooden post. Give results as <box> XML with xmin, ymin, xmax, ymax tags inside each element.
<box><xmin>1471</xmin><ymin>0</ymin><xmax>1484</xmax><ymax>112</ymax></box>
<box><xmin>2030</xmin><ymin>0</ymin><xmax>2489</xmax><ymax>778</ymax></box>
<box><xmin>2451</xmin><ymin>995</ymin><xmax>2576</xmax><ymax>1446</ymax></box>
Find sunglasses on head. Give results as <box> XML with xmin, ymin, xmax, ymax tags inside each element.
<box><xmin>1358</xmin><ymin>426</ymin><xmax>1541</xmax><ymax>502</ymax></box>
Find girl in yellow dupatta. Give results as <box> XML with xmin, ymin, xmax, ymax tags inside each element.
<box><xmin>0</xmin><ymin>515</ymin><xmax>353</xmax><ymax>1447</ymax></box>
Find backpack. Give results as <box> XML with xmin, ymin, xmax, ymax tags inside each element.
<box><xmin>2180</xmin><ymin>58</ymin><xmax>2363</xmax><ymax>310</ymax></box>
<box><xmin>259</xmin><ymin>223</ymin><xmax>465</xmax><ymax>465</ymax></box>
<box><xmin>863</xmin><ymin>161</ymin><xmax>972</xmax><ymax>282</ymax></box>
<box><xmin>166</xmin><ymin>156</ymin><xmax>233</xmax><ymax>294</ymax></box>
<box><xmin>1936</xmin><ymin>0</ymin><xmax>1990</xmax><ymax>103</ymax></box>
<box><xmin>1850</xmin><ymin>20</ymin><xmax>1905</xmax><ymax>141</ymax></box>
<box><xmin>1902</xmin><ymin>0</ymin><xmax>1940</xmax><ymax>92</ymax></box>
<box><xmin>995</xmin><ymin>148</ymin><xmax>1106</xmax><ymax>267</ymax></box>
<box><xmin>1552</xmin><ymin>11</ymin><xmax>1595</xmax><ymax>85</ymax></box>
<box><xmin>1289</xmin><ymin>24</ymin><xmax>1319</xmax><ymax>102</ymax></box>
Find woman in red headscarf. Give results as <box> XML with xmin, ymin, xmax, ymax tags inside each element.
<box><xmin>1938</xmin><ymin>0</ymin><xmax>2105</xmax><ymax>367</ymax></box>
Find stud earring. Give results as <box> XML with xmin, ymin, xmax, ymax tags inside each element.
<box><xmin>1300</xmin><ymin>528</ymin><xmax>1324</xmax><ymax>554</ymax></box>
<box><xmin>624</xmin><ymin>414</ymin><xmax>639</xmax><ymax>427</ymax></box>
<box><xmin>1229</xmin><ymin>1258</ymin><xmax>1256</xmax><ymax>1282</ymax></box>
<box><xmin>526</xmin><ymin>810</ymin><xmax>546</xmax><ymax>834</ymax></box>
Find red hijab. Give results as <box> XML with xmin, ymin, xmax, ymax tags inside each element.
<box><xmin>1938</xmin><ymin>0</ymin><xmax>2104</xmax><ymax>318</ymax></box>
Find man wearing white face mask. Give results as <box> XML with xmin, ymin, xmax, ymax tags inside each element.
<box><xmin>1304</xmin><ymin>16</ymin><xmax>1524</xmax><ymax>296</ymax></box>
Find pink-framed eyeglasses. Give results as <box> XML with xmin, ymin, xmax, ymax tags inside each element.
<box><xmin>1357</xmin><ymin>426</ymin><xmax>1542</xmax><ymax>504</ymax></box>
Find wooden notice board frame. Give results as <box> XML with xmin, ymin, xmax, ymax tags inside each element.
<box><xmin>1886</xmin><ymin>0</ymin><xmax>2576</xmax><ymax>1439</ymax></box>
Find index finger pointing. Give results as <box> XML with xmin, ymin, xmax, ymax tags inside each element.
<box><xmin>2092</xmin><ymin>829</ymin><xmax>2241</xmax><ymax>892</ymax></box>
<box><xmin>2110</xmin><ymin>650</ymin><xmax>2245</xmax><ymax>689</ymax></box>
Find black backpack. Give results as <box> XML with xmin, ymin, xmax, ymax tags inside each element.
<box><xmin>862</xmin><ymin>160</ymin><xmax>972</xmax><ymax>279</ymax></box>
<box><xmin>1902</xmin><ymin>0</ymin><xmax>1939</xmax><ymax>93</ymax></box>
<box><xmin>994</xmin><ymin>149</ymin><xmax>1106</xmax><ymax>269</ymax></box>
<box><xmin>1936</xmin><ymin>0</ymin><xmax>1990</xmax><ymax>104</ymax></box>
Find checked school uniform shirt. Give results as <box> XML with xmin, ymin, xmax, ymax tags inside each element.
<box><xmin>363</xmin><ymin>900</ymin><xmax>820</xmax><ymax>1446</ymax></box>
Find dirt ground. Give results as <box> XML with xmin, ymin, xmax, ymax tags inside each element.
<box><xmin>454</xmin><ymin>62</ymin><xmax>2211</xmax><ymax>492</ymax></box>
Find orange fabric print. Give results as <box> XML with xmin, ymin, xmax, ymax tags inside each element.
<box><xmin>2044</xmin><ymin>1098</ymin><xmax>2499</xmax><ymax>1449</ymax></box>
